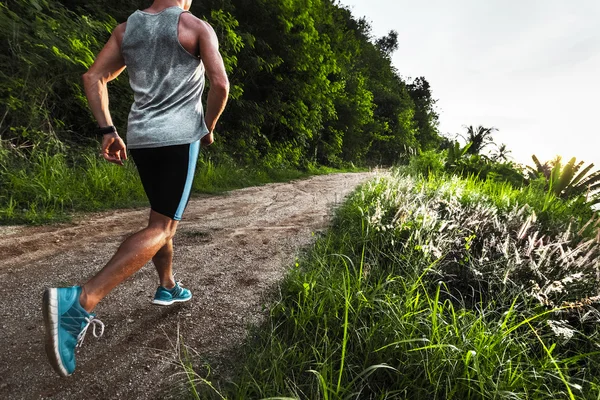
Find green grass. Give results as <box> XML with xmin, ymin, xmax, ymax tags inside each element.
<box><xmin>0</xmin><ymin>150</ymin><xmax>147</xmax><ymax>224</ymax></box>
<box><xmin>192</xmin><ymin>157</ymin><xmax>348</xmax><ymax>195</ymax></box>
<box><xmin>187</xmin><ymin>170</ymin><xmax>600</xmax><ymax>399</ymax></box>
<box><xmin>0</xmin><ymin>149</ymin><xmax>359</xmax><ymax>225</ymax></box>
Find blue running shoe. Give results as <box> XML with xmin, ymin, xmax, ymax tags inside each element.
<box><xmin>42</xmin><ymin>286</ymin><xmax>104</xmax><ymax>377</ymax></box>
<box><xmin>152</xmin><ymin>282</ymin><xmax>192</xmax><ymax>306</ymax></box>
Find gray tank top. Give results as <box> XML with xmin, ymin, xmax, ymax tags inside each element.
<box><xmin>121</xmin><ymin>7</ymin><xmax>208</xmax><ymax>149</ymax></box>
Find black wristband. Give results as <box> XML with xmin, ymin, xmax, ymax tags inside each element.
<box><xmin>97</xmin><ymin>125</ymin><xmax>117</xmax><ymax>136</ymax></box>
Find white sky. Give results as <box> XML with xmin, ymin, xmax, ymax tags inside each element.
<box><xmin>341</xmin><ymin>0</ymin><xmax>600</xmax><ymax>168</ymax></box>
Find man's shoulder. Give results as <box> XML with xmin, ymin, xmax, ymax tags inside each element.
<box><xmin>112</xmin><ymin>22</ymin><xmax>127</xmax><ymax>42</ymax></box>
<box><xmin>180</xmin><ymin>12</ymin><xmax>214</xmax><ymax>35</ymax></box>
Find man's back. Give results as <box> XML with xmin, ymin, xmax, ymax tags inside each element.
<box><xmin>121</xmin><ymin>6</ymin><xmax>209</xmax><ymax>149</ymax></box>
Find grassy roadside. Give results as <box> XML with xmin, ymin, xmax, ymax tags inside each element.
<box><xmin>0</xmin><ymin>149</ymin><xmax>360</xmax><ymax>225</ymax></box>
<box><xmin>186</xmin><ymin>170</ymin><xmax>600</xmax><ymax>399</ymax></box>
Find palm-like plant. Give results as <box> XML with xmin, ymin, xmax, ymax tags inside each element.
<box><xmin>491</xmin><ymin>143</ymin><xmax>511</xmax><ymax>162</ymax></box>
<box><xmin>460</xmin><ymin>125</ymin><xmax>498</xmax><ymax>155</ymax></box>
<box><xmin>445</xmin><ymin>140</ymin><xmax>472</xmax><ymax>168</ymax></box>
<box><xmin>528</xmin><ymin>155</ymin><xmax>600</xmax><ymax>206</ymax></box>
<box><xmin>528</xmin><ymin>155</ymin><xmax>553</xmax><ymax>179</ymax></box>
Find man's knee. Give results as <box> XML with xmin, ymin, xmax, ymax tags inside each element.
<box><xmin>164</xmin><ymin>224</ymin><xmax>178</xmax><ymax>241</ymax></box>
<box><xmin>148</xmin><ymin>211</ymin><xmax>179</xmax><ymax>241</ymax></box>
<box><xmin>158</xmin><ymin>221</ymin><xmax>178</xmax><ymax>240</ymax></box>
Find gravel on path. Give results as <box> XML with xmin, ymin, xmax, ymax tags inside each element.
<box><xmin>0</xmin><ymin>172</ymin><xmax>375</xmax><ymax>400</ymax></box>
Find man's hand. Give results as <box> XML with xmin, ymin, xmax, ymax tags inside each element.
<box><xmin>201</xmin><ymin>132</ymin><xmax>214</xmax><ymax>147</ymax></box>
<box><xmin>101</xmin><ymin>133</ymin><xmax>127</xmax><ymax>165</ymax></box>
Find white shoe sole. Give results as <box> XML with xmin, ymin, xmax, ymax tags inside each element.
<box><xmin>151</xmin><ymin>294</ymin><xmax>192</xmax><ymax>306</ymax></box>
<box><xmin>43</xmin><ymin>288</ymin><xmax>70</xmax><ymax>377</ymax></box>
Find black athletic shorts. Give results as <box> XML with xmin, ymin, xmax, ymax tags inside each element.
<box><xmin>130</xmin><ymin>140</ymin><xmax>199</xmax><ymax>221</ymax></box>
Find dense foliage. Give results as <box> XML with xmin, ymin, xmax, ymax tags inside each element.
<box><xmin>0</xmin><ymin>0</ymin><xmax>443</xmax><ymax>223</ymax></box>
<box><xmin>0</xmin><ymin>0</ymin><xmax>440</xmax><ymax>168</ymax></box>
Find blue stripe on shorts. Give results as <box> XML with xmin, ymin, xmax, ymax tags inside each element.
<box><xmin>174</xmin><ymin>140</ymin><xmax>200</xmax><ymax>220</ymax></box>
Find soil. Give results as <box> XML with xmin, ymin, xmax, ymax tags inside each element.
<box><xmin>0</xmin><ymin>172</ymin><xmax>375</xmax><ymax>400</ymax></box>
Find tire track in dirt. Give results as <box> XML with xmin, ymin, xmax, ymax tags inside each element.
<box><xmin>0</xmin><ymin>172</ymin><xmax>375</xmax><ymax>399</ymax></box>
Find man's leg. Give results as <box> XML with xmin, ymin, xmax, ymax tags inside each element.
<box><xmin>150</xmin><ymin>237</ymin><xmax>192</xmax><ymax>306</ymax></box>
<box><xmin>152</xmin><ymin>239</ymin><xmax>176</xmax><ymax>289</ymax></box>
<box><xmin>79</xmin><ymin>210</ymin><xmax>178</xmax><ymax>312</ymax></box>
<box><xmin>44</xmin><ymin>141</ymin><xmax>198</xmax><ymax>376</ymax></box>
<box><xmin>43</xmin><ymin>210</ymin><xmax>179</xmax><ymax>376</ymax></box>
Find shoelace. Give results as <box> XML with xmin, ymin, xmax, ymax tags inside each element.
<box><xmin>171</xmin><ymin>274</ymin><xmax>184</xmax><ymax>295</ymax></box>
<box><xmin>76</xmin><ymin>316</ymin><xmax>105</xmax><ymax>348</ymax></box>
<box><xmin>169</xmin><ymin>282</ymin><xmax>183</xmax><ymax>296</ymax></box>
<box><xmin>172</xmin><ymin>273</ymin><xmax>182</xmax><ymax>287</ymax></box>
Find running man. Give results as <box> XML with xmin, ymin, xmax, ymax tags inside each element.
<box><xmin>42</xmin><ymin>0</ymin><xmax>229</xmax><ymax>377</ymax></box>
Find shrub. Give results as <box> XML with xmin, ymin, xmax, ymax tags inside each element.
<box><xmin>408</xmin><ymin>149</ymin><xmax>445</xmax><ymax>177</ymax></box>
<box><xmin>354</xmin><ymin>172</ymin><xmax>600</xmax><ymax>308</ymax></box>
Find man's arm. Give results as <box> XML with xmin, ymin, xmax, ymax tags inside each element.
<box><xmin>82</xmin><ymin>23</ymin><xmax>127</xmax><ymax>165</ymax></box>
<box><xmin>197</xmin><ymin>20</ymin><xmax>229</xmax><ymax>146</ymax></box>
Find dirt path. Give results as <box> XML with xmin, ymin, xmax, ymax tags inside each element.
<box><xmin>0</xmin><ymin>172</ymin><xmax>374</xmax><ymax>399</ymax></box>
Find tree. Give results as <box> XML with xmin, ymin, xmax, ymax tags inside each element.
<box><xmin>407</xmin><ymin>77</ymin><xmax>440</xmax><ymax>150</ymax></box>
<box><xmin>460</xmin><ymin>125</ymin><xmax>497</xmax><ymax>155</ymax></box>
<box><xmin>1</xmin><ymin>0</ymin><xmax>443</xmax><ymax>169</ymax></box>
<box><xmin>491</xmin><ymin>143</ymin><xmax>511</xmax><ymax>162</ymax></box>
<box><xmin>375</xmin><ymin>30</ymin><xmax>398</xmax><ymax>57</ymax></box>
